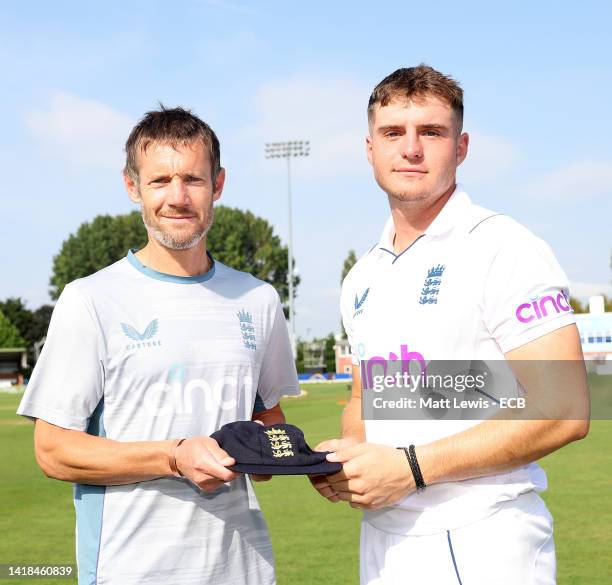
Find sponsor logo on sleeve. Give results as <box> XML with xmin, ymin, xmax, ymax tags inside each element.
<box><xmin>515</xmin><ymin>291</ymin><xmax>572</xmax><ymax>323</ymax></box>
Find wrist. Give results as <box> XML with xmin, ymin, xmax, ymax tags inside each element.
<box><xmin>397</xmin><ymin>444</ymin><xmax>427</xmax><ymax>491</ymax></box>
<box><xmin>169</xmin><ymin>438</ymin><xmax>186</xmax><ymax>477</ymax></box>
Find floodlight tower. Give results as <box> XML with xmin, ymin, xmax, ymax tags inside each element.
<box><xmin>264</xmin><ymin>140</ymin><xmax>310</xmax><ymax>355</ymax></box>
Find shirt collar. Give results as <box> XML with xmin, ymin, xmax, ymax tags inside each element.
<box><xmin>126</xmin><ymin>249</ymin><xmax>216</xmax><ymax>284</ymax></box>
<box><xmin>378</xmin><ymin>184</ymin><xmax>472</xmax><ymax>250</ymax></box>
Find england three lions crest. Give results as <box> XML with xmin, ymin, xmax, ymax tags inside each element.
<box><xmin>419</xmin><ymin>265</ymin><xmax>445</xmax><ymax>305</ymax></box>
<box><xmin>237</xmin><ymin>309</ymin><xmax>257</xmax><ymax>350</ymax></box>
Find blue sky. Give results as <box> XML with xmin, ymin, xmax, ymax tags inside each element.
<box><xmin>1</xmin><ymin>0</ymin><xmax>611</xmax><ymax>338</ymax></box>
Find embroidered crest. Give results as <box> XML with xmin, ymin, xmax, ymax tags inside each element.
<box><xmin>265</xmin><ymin>428</ymin><xmax>294</xmax><ymax>458</ymax></box>
<box><xmin>419</xmin><ymin>265</ymin><xmax>445</xmax><ymax>305</ymax></box>
<box><xmin>237</xmin><ymin>309</ymin><xmax>257</xmax><ymax>350</ymax></box>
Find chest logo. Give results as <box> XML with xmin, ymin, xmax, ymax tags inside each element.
<box><xmin>353</xmin><ymin>288</ymin><xmax>370</xmax><ymax>318</ymax></box>
<box><xmin>237</xmin><ymin>309</ymin><xmax>257</xmax><ymax>350</ymax></box>
<box><xmin>419</xmin><ymin>265</ymin><xmax>445</xmax><ymax>305</ymax></box>
<box><xmin>121</xmin><ymin>319</ymin><xmax>159</xmax><ymax>341</ymax></box>
<box><xmin>121</xmin><ymin>319</ymin><xmax>161</xmax><ymax>350</ymax></box>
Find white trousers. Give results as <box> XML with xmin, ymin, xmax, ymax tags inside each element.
<box><xmin>360</xmin><ymin>492</ymin><xmax>556</xmax><ymax>585</ymax></box>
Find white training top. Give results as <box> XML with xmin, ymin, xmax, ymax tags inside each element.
<box><xmin>18</xmin><ymin>250</ymin><xmax>299</xmax><ymax>585</ymax></box>
<box><xmin>341</xmin><ymin>185</ymin><xmax>575</xmax><ymax>536</ymax></box>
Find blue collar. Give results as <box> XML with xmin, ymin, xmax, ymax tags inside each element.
<box><xmin>127</xmin><ymin>249</ymin><xmax>216</xmax><ymax>284</ymax></box>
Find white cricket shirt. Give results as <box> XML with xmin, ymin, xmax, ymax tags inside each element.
<box><xmin>341</xmin><ymin>185</ymin><xmax>575</xmax><ymax>535</ymax></box>
<box><xmin>18</xmin><ymin>250</ymin><xmax>299</xmax><ymax>584</ymax></box>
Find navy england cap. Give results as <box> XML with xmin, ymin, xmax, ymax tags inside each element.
<box><xmin>211</xmin><ymin>421</ymin><xmax>342</xmax><ymax>476</ymax></box>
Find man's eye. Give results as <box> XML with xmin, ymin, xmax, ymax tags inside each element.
<box><xmin>186</xmin><ymin>176</ymin><xmax>205</xmax><ymax>183</ymax></box>
<box><xmin>151</xmin><ymin>178</ymin><xmax>168</xmax><ymax>185</ymax></box>
<box><xmin>423</xmin><ymin>130</ymin><xmax>440</xmax><ymax>137</ymax></box>
<box><xmin>385</xmin><ymin>131</ymin><xmax>400</xmax><ymax>138</ymax></box>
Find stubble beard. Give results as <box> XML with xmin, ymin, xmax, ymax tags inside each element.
<box><xmin>380</xmin><ymin>177</ymin><xmax>431</xmax><ymax>206</ymax></box>
<box><xmin>141</xmin><ymin>202</ymin><xmax>214</xmax><ymax>251</ymax></box>
<box><xmin>386</xmin><ymin>188</ymin><xmax>430</xmax><ymax>204</ymax></box>
<box><xmin>380</xmin><ymin>171</ymin><xmax>455</xmax><ymax>207</ymax></box>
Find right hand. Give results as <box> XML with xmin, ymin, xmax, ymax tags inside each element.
<box><xmin>174</xmin><ymin>436</ymin><xmax>240</xmax><ymax>492</ymax></box>
<box><xmin>309</xmin><ymin>437</ymin><xmax>361</xmax><ymax>503</ymax></box>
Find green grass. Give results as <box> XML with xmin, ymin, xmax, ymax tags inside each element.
<box><xmin>1</xmin><ymin>381</ymin><xmax>610</xmax><ymax>584</ymax></box>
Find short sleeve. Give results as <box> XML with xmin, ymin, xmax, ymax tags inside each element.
<box><xmin>17</xmin><ymin>284</ymin><xmax>105</xmax><ymax>430</ymax></box>
<box><xmin>482</xmin><ymin>231</ymin><xmax>575</xmax><ymax>354</ymax></box>
<box><xmin>256</xmin><ymin>294</ymin><xmax>299</xmax><ymax>408</ymax></box>
<box><xmin>340</xmin><ymin>274</ymin><xmax>360</xmax><ymax>366</ymax></box>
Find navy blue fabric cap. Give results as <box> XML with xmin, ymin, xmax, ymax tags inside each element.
<box><xmin>211</xmin><ymin>421</ymin><xmax>342</xmax><ymax>476</ymax></box>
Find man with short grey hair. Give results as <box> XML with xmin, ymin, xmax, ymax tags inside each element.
<box><xmin>18</xmin><ymin>105</ymin><xmax>298</xmax><ymax>585</ymax></box>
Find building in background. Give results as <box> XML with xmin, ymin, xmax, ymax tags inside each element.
<box><xmin>335</xmin><ymin>337</ymin><xmax>353</xmax><ymax>375</ymax></box>
<box><xmin>0</xmin><ymin>348</ymin><xmax>28</xmax><ymax>387</ymax></box>
<box><xmin>575</xmin><ymin>296</ymin><xmax>612</xmax><ymax>359</ymax></box>
<box><xmin>302</xmin><ymin>340</ymin><xmax>325</xmax><ymax>375</ymax></box>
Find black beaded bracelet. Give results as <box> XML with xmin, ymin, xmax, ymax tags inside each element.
<box><xmin>398</xmin><ymin>445</ymin><xmax>427</xmax><ymax>491</ymax></box>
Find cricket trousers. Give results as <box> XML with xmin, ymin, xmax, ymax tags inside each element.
<box><xmin>360</xmin><ymin>491</ymin><xmax>555</xmax><ymax>585</ymax></box>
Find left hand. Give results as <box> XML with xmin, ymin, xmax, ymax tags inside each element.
<box><xmin>308</xmin><ymin>437</ymin><xmax>362</xmax><ymax>503</ymax></box>
<box><xmin>325</xmin><ymin>443</ymin><xmax>415</xmax><ymax>509</ymax></box>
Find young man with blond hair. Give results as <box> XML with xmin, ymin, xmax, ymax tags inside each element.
<box><xmin>312</xmin><ymin>65</ymin><xmax>589</xmax><ymax>584</ymax></box>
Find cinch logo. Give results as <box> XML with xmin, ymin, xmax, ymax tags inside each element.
<box><xmin>360</xmin><ymin>344</ymin><xmax>426</xmax><ymax>390</ymax></box>
<box><xmin>353</xmin><ymin>288</ymin><xmax>370</xmax><ymax>318</ymax></box>
<box><xmin>515</xmin><ymin>291</ymin><xmax>572</xmax><ymax>323</ymax></box>
<box><xmin>134</xmin><ymin>364</ymin><xmax>252</xmax><ymax>416</ymax></box>
<box><xmin>121</xmin><ymin>319</ymin><xmax>162</xmax><ymax>350</ymax></box>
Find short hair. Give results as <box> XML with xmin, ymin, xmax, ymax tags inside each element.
<box><xmin>368</xmin><ymin>64</ymin><xmax>464</xmax><ymax>132</ymax></box>
<box><xmin>124</xmin><ymin>105</ymin><xmax>221</xmax><ymax>183</ymax></box>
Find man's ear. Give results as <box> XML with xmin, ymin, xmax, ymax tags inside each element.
<box><xmin>124</xmin><ymin>171</ymin><xmax>141</xmax><ymax>203</ymax></box>
<box><xmin>366</xmin><ymin>135</ymin><xmax>373</xmax><ymax>166</ymax></box>
<box><xmin>456</xmin><ymin>132</ymin><xmax>469</xmax><ymax>167</ymax></box>
<box><xmin>213</xmin><ymin>168</ymin><xmax>226</xmax><ymax>202</ymax></box>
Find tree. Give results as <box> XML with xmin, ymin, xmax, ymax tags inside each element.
<box><xmin>207</xmin><ymin>206</ymin><xmax>298</xmax><ymax>308</ymax></box>
<box><xmin>0</xmin><ymin>298</ymin><xmax>34</xmax><ymax>340</ymax></box>
<box><xmin>570</xmin><ymin>294</ymin><xmax>612</xmax><ymax>314</ymax></box>
<box><xmin>0</xmin><ymin>298</ymin><xmax>54</xmax><ymax>373</ymax></box>
<box><xmin>295</xmin><ymin>339</ymin><xmax>305</xmax><ymax>374</ymax></box>
<box><xmin>49</xmin><ymin>206</ymin><xmax>297</xmax><ymax>308</ymax></box>
<box><xmin>0</xmin><ymin>297</ymin><xmax>54</xmax><ymax>344</ymax></box>
<box><xmin>30</xmin><ymin>304</ymin><xmax>54</xmax><ymax>343</ymax></box>
<box><xmin>50</xmin><ymin>211</ymin><xmax>147</xmax><ymax>300</ymax></box>
<box><xmin>341</xmin><ymin>249</ymin><xmax>357</xmax><ymax>283</ymax></box>
<box><xmin>324</xmin><ymin>333</ymin><xmax>336</xmax><ymax>374</ymax></box>
<box><xmin>0</xmin><ymin>310</ymin><xmax>26</xmax><ymax>348</ymax></box>
<box><xmin>569</xmin><ymin>296</ymin><xmax>585</xmax><ymax>314</ymax></box>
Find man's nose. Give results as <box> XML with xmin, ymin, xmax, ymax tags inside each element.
<box><xmin>167</xmin><ymin>176</ymin><xmax>190</xmax><ymax>205</ymax></box>
<box><xmin>399</xmin><ymin>132</ymin><xmax>423</xmax><ymax>161</ymax></box>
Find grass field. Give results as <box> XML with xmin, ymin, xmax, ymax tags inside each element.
<box><xmin>1</xmin><ymin>381</ymin><xmax>611</xmax><ymax>584</ymax></box>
